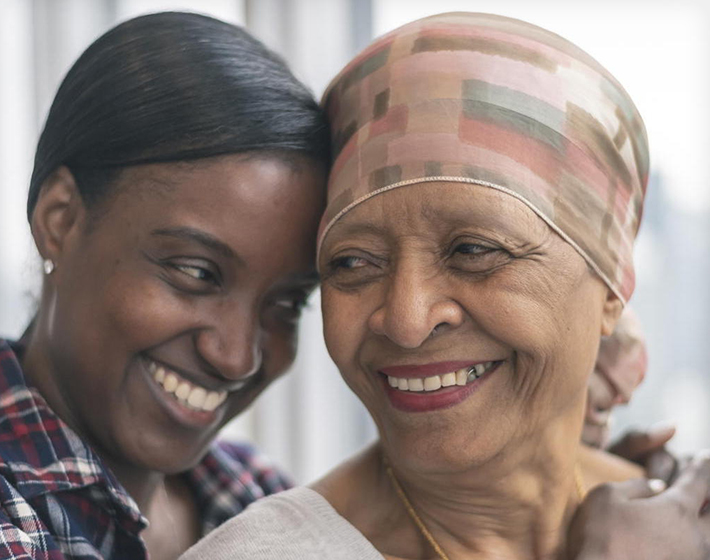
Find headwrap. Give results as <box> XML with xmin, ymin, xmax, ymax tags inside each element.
<box><xmin>318</xmin><ymin>12</ymin><xmax>649</xmax><ymax>303</ymax></box>
<box><xmin>594</xmin><ymin>306</ymin><xmax>647</xmax><ymax>403</ymax></box>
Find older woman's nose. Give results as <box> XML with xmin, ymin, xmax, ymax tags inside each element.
<box><xmin>367</xmin><ymin>269</ymin><xmax>464</xmax><ymax>348</ymax></box>
<box><xmin>195</xmin><ymin>303</ymin><xmax>263</xmax><ymax>381</ymax></box>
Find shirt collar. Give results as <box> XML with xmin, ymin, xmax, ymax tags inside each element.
<box><xmin>0</xmin><ymin>339</ymin><xmax>146</xmax><ymax>528</ymax></box>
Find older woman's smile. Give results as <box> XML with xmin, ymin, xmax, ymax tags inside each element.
<box><xmin>380</xmin><ymin>360</ymin><xmax>503</xmax><ymax>412</ymax></box>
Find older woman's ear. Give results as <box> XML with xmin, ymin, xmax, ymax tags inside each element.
<box><xmin>600</xmin><ymin>292</ymin><xmax>624</xmax><ymax>337</ymax></box>
<box><xmin>30</xmin><ymin>165</ymin><xmax>85</xmax><ymax>272</ymax></box>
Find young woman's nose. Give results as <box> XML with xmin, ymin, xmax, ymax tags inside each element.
<box><xmin>195</xmin><ymin>301</ymin><xmax>263</xmax><ymax>381</ymax></box>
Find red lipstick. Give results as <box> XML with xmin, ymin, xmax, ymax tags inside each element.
<box><xmin>380</xmin><ymin>361</ymin><xmax>501</xmax><ymax>413</ymax></box>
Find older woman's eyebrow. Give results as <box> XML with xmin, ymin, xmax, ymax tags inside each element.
<box><xmin>150</xmin><ymin>227</ymin><xmax>237</xmax><ymax>260</ymax></box>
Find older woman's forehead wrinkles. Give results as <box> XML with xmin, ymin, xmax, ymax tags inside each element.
<box><xmin>326</xmin><ymin>221</ymin><xmax>389</xmax><ymax>244</ymax></box>
<box><xmin>415</xmin><ymin>188</ymin><xmax>551</xmax><ymax>246</ymax></box>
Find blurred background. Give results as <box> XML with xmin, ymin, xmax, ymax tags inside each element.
<box><xmin>1</xmin><ymin>0</ymin><xmax>708</xmax><ymax>484</ymax></box>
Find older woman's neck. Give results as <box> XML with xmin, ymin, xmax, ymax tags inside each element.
<box><xmin>397</xmin><ymin>420</ymin><xmax>582</xmax><ymax>559</ymax></box>
<box><xmin>324</xmin><ymin>417</ymin><xmax>583</xmax><ymax>560</ymax></box>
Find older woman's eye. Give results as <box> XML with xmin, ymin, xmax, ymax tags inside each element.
<box><xmin>449</xmin><ymin>241</ymin><xmax>510</xmax><ymax>274</ymax></box>
<box><xmin>329</xmin><ymin>255</ymin><xmax>369</xmax><ymax>270</ymax></box>
<box><xmin>453</xmin><ymin>243</ymin><xmax>496</xmax><ymax>256</ymax></box>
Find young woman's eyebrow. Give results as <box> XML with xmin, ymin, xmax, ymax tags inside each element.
<box><xmin>151</xmin><ymin>227</ymin><xmax>238</xmax><ymax>261</ymax></box>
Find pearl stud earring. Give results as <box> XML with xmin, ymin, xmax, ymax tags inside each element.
<box><xmin>43</xmin><ymin>259</ymin><xmax>55</xmax><ymax>275</ymax></box>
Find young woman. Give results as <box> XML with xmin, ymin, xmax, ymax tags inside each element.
<box><xmin>0</xmin><ymin>12</ymin><xmax>328</xmax><ymax>559</ymax></box>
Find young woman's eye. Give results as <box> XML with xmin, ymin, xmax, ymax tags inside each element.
<box><xmin>174</xmin><ymin>264</ymin><xmax>216</xmax><ymax>283</ymax></box>
<box><xmin>274</xmin><ymin>295</ymin><xmax>309</xmax><ymax>313</ymax></box>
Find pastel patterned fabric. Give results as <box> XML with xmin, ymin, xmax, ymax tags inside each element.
<box><xmin>595</xmin><ymin>306</ymin><xmax>647</xmax><ymax>403</ymax></box>
<box><xmin>318</xmin><ymin>12</ymin><xmax>649</xmax><ymax>303</ymax></box>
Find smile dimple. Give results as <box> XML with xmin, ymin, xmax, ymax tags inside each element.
<box><xmin>145</xmin><ymin>359</ymin><xmax>227</xmax><ymax>412</ymax></box>
<box><xmin>386</xmin><ymin>361</ymin><xmax>498</xmax><ymax>393</ymax></box>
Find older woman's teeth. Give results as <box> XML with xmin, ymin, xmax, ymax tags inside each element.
<box><xmin>147</xmin><ymin>360</ymin><xmax>228</xmax><ymax>412</ymax></box>
<box><xmin>387</xmin><ymin>362</ymin><xmax>496</xmax><ymax>392</ymax></box>
<box><xmin>441</xmin><ymin>372</ymin><xmax>456</xmax><ymax>387</ymax></box>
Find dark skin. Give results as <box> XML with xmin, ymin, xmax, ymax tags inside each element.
<box><xmin>317</xmin><ymin>183</ymin><xmax>634</xmax><ymax>559</ymax></box>
<box><xmin>569</xmin><ymin>453</ymin><xmax>710</xmax><ymax>560</ymax></box>
<box><xmin>19</xmin><ymin>154</ymin><xmax>705</xmax><ymax>559</ymax></box>
<box><xmin>316</xmin><ymin>182</ymin><xmax>708</xmax><ymax>559</ymax></box>
<box><xmin>22</xmin><ymin>154</ymin><xmax>326</xmax><ymax>559</ymax></box>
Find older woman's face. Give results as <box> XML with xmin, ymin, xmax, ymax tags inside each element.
<box><xmin>320</xmin><ymin>182</ymin><xmax>617</xmax><ymax>470</ymax></box>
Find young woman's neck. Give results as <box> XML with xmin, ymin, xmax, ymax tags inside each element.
<box><xmin>20</xmin><ymin>315</ymin><xmax>163</xmax><ymax>512</ymax></box>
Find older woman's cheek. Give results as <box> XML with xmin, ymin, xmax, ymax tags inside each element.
<box><xmin>321</xmin><ymin>287</ymin><xmax>367</xmax><ymax>386</ymax></box>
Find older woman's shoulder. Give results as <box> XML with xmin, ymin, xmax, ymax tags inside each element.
<box><xmin>179</xmin><ymin>486</ymin><xmax>384</xmax><ymax>560</ymax></box>
<box><xmin>578</xmin><ymin>443</ymin><xmax>645</xmax><ymax>490</ymax></box>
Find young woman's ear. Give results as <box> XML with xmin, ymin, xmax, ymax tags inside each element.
<box><xmin>30</xmin><ymin>166</ymin><xmax>85</xmax><ymax>269</ymax></box>
<box><xmin>600</xmin><ymin>290</ymin><xmax>624</xmax><ymax>337</ymax></box>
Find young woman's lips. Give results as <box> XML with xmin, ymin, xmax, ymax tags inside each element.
<box><xmin>140</xmin><ymin>357</ymin><xmax>229</xmax><ymax>430</ymax></box>
<box><xmin>379</xmin><ymin>360</ymin><xmax>502</xmax><ymax>413</ymax></box>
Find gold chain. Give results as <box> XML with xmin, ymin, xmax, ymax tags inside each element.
<box><xmin>574</xmin><ymin>463</ymin><xmax>587</xmax><ymax>501</ymax></box>
<box><xmin>385</xmin><ymin>466</ymin><xmax>451</xmax><ymax>560</ymax></box>
<box><xmin>386</xmin><ymin>463</ymin><xmax>587</xmax><ymax>560</ymax></box>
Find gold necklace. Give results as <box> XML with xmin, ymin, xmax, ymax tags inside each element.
<box><xmin>385</xmin><ymin>464</ymin><xmax>587</xmax><ymax>560</ymax></box>
<box><xmin>385</xmin><ymin>465</ymin><xmax>451</xmax><ymax>560</ymax></box>
<box><xmin>574</xmin><ymin>464</ymin><xmax>587</xmax><ymax>502</ymax></box>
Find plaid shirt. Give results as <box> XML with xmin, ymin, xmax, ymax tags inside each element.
<box><xmin>0</xmin><ymin>339</ymin><xmax>292</xmax><ymax>559</ymax></box>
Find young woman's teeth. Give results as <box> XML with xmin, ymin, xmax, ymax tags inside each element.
<box><xmin>146</xmin><ymin>360</ymin><xmax>227</xmax><ymax>412</ymax></box>
<box><xmin>387</xmin><ymin>362</ymin><xmax>495</xmax><ymax>392</ymax></box>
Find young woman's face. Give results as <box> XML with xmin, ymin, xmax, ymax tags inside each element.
<box><xmin>44</xmin><ymin>154</ymin><xmax>325</xmax><ymax>473</ymax></box>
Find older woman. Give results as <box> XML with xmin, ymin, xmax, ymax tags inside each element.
<box><xmin>181</xmin><ymin>12</ymin><xmax>710</xmax><ymax>560</ymax></box>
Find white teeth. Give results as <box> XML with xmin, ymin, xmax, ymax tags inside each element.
<box><xmin>163</xmin><ymin>373</ymin><xmax>179</xmax><ymax>393</ymax></box>
<box><xmin>187</xmin><ymin>387</ymin><xmax>207</xmax><ymax>409</ymax></box>
<box><xmin>408</xmin><ymin>378</ymin><xmax>424</xmax><ymax>392</ymax></box>
<box><xmin>386</xmin><ymin>362</ymin><xmax>498</xmax><ymax>393</ymax></box>
<box><xmin>203</xmin><ymin>391</ymin><xmax>222</xmax><ymax>411</ymax></box>
<box><xmin>175</xmin><ymin>382</ymin><xmax>191</xmax><ymax>402</ymax></box>
<box><xmin>423</xmin><ymin>376</ymin><xmax>442</xmax><ymax>392</ymax></box>
<box><xmin>147</xmin><ymin>359</ymin><xmax>229</xmax><ymax>413</ymax></box>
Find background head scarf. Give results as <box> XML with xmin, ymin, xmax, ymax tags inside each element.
<box><xmin>595</xmin><ymin>306</ymin><xmax>647</xmax><ymax>403</ymax></box>
<box><xmin>319</xmin><ymin>12</ymin><xmax>649</xmax><ymax>303</ymax></box>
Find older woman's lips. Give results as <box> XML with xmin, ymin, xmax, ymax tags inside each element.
<box><xmin>379</xmin><ymin>360</ymin><xmax>501</xmax><ymax>413</ymax></box>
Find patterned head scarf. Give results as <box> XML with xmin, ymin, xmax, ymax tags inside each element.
<box><xmin>318</xmin><ymin>12</ymin><xmax>649</xmax><ymax>303</ymax></box>
<box><xmin>594</xmin><ymin>306</ymin><xmax>647</xmax><ymax>403</ymax></box>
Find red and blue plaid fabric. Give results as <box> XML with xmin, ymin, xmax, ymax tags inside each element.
<box><xmin>0</xmin><ymin>339</ymin><xmax>291</xmax><ymax>559</ymax></box>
